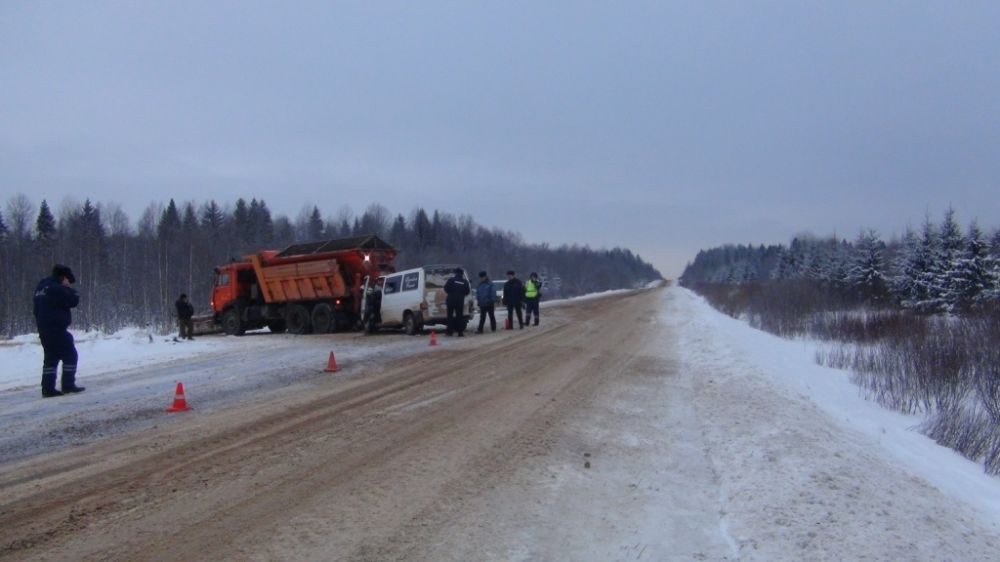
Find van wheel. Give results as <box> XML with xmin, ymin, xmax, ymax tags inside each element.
<box><xmin>223</xmin><ymin>309</ymin><xmax>245</xmax><ymax>336</ymax></box>
<box><xmin>267</xmin><ymin>320</ymin><xmax>286</xmax><ymax>333</ymax></box>
<box><xmin>404</xmin><ymin>312</ymin><xmax>418</xmax><ymax>335</ymax></box>
<box><xmin>286</xmin><ymin>305</ymin><xmax>313</xmax><ymax>335</ymax></box>
<box><xmin>312</xmin><ymin>303</ymin><xmax>334</xmax><ymax>333</ymax></box>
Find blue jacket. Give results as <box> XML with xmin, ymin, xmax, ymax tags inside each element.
<box><xmin>33</xmin><ymin>277</ymin><xmax>79</xmax><ymax>335</ymax></box>
<box><xmin>476</xmin><ymin>280</ymin><xmax>496</xmax><ymax>307</ymax></box>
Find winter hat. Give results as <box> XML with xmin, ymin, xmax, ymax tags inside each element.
<box><xmin>453</xmin><ymin>267</ymin><xmax>464</xmax><ymax>276</ymax></box>
<box><xmin>478</xmin><ymin>270</ymin><xmax>488</xmax><ymax>279</ymax></box>
<box><xmin>52</xmin><ymin>264</ymin><xmax>75</xmax><ymax>284</ymax></box>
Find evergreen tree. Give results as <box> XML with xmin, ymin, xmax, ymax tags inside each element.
<box><xmin>951</xmin><ymin>221</ymin><xmax>990</xmax><ymax>311</ymax></box>
<box><xmin>157</xmin><ymin>199</ymin><xmax>182</xmax><ymax>241</ymax></box>
<box><xmin>906</xmin><ymin>217</ymin><xmax>940</xmax><ymax>312</ymax></box>
<box><xmin>35</xmin><ymin>199</ymin><xmax>56</xmax><ymax>244</ymax></box>
<box><xmin>847</xmin><ymin>229</ymin><xmax>888</xmax><ymax>300</ymax></box>
<box><xmin>200</xmin><ymin>200</ymin><xmax>225</xmax><ymax>233</ymax></box>
<box><xmin>307</xmin><ymin>206</ymin><xmax>324</xmax><ymax>240</ymax></box>
<box><xmin>930</xmin><ymin>208</ymin><xmax>966</xmax><ymax>312</ymax></box>
<box><xmin>890</xmin><ymin>228</ymin><xmax>920</xmax><ymax>304</ymax></box>
<box><xmin>233</xmin><ymin>198</ymin><xmax>250</xmax><ymax>245</ymax></box>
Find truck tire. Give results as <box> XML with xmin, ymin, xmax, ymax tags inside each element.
<box><xmin>404</xmin><ymin>312</ymin><xmax>418</xmax><ymax>335</ymax></box>
<box><xmin>311</xmin><ymin>303</ymin><xmax>335</xmax><ymax>334</ymax></box>
<box><xmin>267</xmin><ymin>320</ymin><xmax>287</xmax><ymax>333</ymax></box>
<box><xmin>223</xmin><ymin>309</ymin><xmax>245</xmax><ymax>336</ymax></box>
<box><xmin>286</xmin><ymin>304</ymin><xmax>313</xmax><ymax>335</ymax></box>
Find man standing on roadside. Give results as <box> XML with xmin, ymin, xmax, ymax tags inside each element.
<box><xmin>503</xmin><ymin>270</ymin><xmax>524</xmax><ymax>329</ymax></box>
<box><xmin>444</xmin><ymin>267</ymin><xmax>470</xmax><ymax>337</ymax></box>
<box><xmin>524</xmin><ymin>272</ymin><xmax>542</xmax><ymax>326</ymax></box>
<box><xmin>175</xmin><ymin>293</ymin><xmax>195</xmax><ymax>340</ymax></box>
<box><xmin>33</xmin><ymin>264</ymin><xmax>85</xmax><ymax>398</ymax></box>
<box><xmin>475</xmin><ymin>271</ymin><xmax>497</xmax><ymax>334</ymax></box>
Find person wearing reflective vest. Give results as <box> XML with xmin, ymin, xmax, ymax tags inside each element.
<box><xmin>524</xmin><ymin>272</ymin><xmax>542</xmax><ymax>326</ymax></box>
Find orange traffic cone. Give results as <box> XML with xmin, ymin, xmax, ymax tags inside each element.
<box><xmin>324</xmin><ymin>351</ymin><xmax>340</xmax><ymax>372</ymax></box>
<box><xmin>429</xmin><ymin>331</ymin><xmax>438</xmax><ymax>347</ymax></box>
<box><xmin>165</xmin><ymin>382</ymin><xmax>191</xmax><ymax>412</ymax></box>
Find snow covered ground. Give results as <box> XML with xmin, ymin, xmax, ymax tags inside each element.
<box><xmin>0</xmin><ymin>293</ymin><xmax>596</xmax><ymax>463</ymax></box>
<box><xmin>673</xmin><ymin>287</ymin><xmax>1000</xmax><ymax>526</ymax></box>
<box><xmin>7</xmin><ymin>288</ymin><xmax>1000</xmax><ymax>561</ymax></box>
<box><xmin>668</xmin><ymin>286</ymin><xmax>1000</xmax><ymax>559</ymax></box>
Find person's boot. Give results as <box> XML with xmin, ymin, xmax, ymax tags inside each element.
<box><xmin>42</xmin><ymin>388</ymin><xmax>64</xmax><ymax>398</ymax></box>
<box><xmin>63</xmin><ymin>385</ymin><xmax>86</xmax><ymax>394</ymax></box>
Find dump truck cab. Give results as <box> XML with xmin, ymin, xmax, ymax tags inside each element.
<box><xmin>207</xmin><ymin>235</ymin><xmax>397</xmax><ymax>335</ymax></box>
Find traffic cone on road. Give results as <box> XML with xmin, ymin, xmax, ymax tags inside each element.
<box><xmin>165</xmin><ymin>382</ymin><xmax>191</xmax><ymax>412</ymax></box>
<box><xmin>429</xmin><ymin>331</ymin><xmax>438</xmax><ymax>347</ymax></box>
<box><xmin>324</xmin><ymin>351</ymin><xmax>340</xmax><ymax>372</ymax></box>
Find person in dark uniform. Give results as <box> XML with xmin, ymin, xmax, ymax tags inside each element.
<box><xmin>175</xmin><ymin>293</ymin><xmax>195</xmax><ymax>340</ymax></box>
<box><xmin>524</xmin><ymin>272</ymin><xmax>542</xmax><ymax>326</ymax></box>
<box><xmin>475</xmin><ymin>271</ymin><xmax>497</xmax><ymax>334</ymax></box>
<box><xmin>444</xmin><ymin>267</ymin><xmax>470</xmax><ymax>337</ymax></box>
<box><xmin>503</xmin><ymin>270</ymin><xmax>525</xmax><ymax>329</ymax></box>
<box><xmin>33</xmin><ymin>264</ymin><xmax>84</xmax><ymax>398</ymax></box>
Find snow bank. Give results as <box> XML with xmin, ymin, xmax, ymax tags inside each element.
<box><xmin>675</xmin><ymin>286</ymin><xmax>1000</xmax><ymax>527</ymax></box>
<box><xmin>0</xmin><ymin>327</ymin><xmax>248</xmax><ymax>392</ymax></box>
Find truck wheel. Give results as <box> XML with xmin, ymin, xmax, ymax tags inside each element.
<box><xmin>223</xmin><ymin>309</ymin><xmax>245</xmax><ymax>336</ymax></box>
<box><xmin>286</xmin><ymin>305</ymin><xmax>313</xmax><ymax>335</ymax></box>
<box><xmin>311</xmin><ymin>303</ymin><xmax>334</xmax><ymax>334</ymax></box>
<box><xmin>404</xmin><ymin>312</ymin><xmax>418</xmax><ymax>335</ymax></box>
<box><xmin>267</xmin><ymin>320</ymin><xmax>286</xmax><ymax>333</ymax></box>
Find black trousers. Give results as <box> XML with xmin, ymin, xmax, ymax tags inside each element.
<box><xmin>478</xmin><ymin>304</ymin><xmax>496</xmax><ymax>332</ymax></box>
<box><xmin>40</xmin><ymin>331</ymin><xmax>78</xmax><ymax>392</ymax></box>
<box><xmin>446</xmin><ymin>304</ymin><xmax>465</xmax><ymax>335</ymax></box>
<box><xmin>525</xmin><ymin>297</ymin><xmax>540</xmax><ymax>325</ymax></box>
<box><xmin>178</xmin><ymin>318</ymin><xmax>194</xmax><ymax>339</ymax></box>
<box><xmin>506</xmin><ymin>303</ymin><xmax>524</xmax><ymax>328</ymax></box>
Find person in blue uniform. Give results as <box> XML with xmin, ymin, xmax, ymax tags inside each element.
<box><xmin>444</xmin><ymin>267</ymin><xmax>471</xmax><ymax>337</ymax></box>
<box><xmin>33</xmin><ymin>264</ymin><xmax>85</xmax><ymax>398</ymax></box>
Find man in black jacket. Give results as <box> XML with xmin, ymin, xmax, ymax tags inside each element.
<box><xmin>444</xmin><ymin>267</ymin><xmax>470</xmax><ymax>337</ymax></box>
<box><xmin>176</xmin><ymin>293</ymin><xmax>195</xmax><ymax>340</ymax></box>
<box><xmin>503</xmin><ymin>270</ymin><xmax>525</xmax><ymax>329</ymax></box>
<box><xmin>33</xmin><ymin>264</ymin><xmax>84</xmax><ymax>397</ymax></box>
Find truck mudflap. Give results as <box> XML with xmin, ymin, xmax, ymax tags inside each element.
<box><xmin>192</xmin><ymin>314</ymin><xmax>222</xmax><ymax>336</ymax></box>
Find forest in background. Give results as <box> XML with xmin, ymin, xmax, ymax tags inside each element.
<box><xmin>0</xmin><ymin>194</ymin><xmax>661</xmax><ymax>337</ymax></box>
<box><xmin>680</xmin><ymin>208</ymin><xmax>1000</xmax><ymax>313</ymax></box>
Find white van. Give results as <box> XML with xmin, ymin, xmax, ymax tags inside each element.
<box><xmin>361</xmin><ymin>264</ymin><xmax>476</xmax><ymax>334</ymax></box>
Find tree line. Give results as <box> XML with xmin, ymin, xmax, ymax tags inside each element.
<box><xmin>680</xmin><ymin>208</ymin><xmax>1000</xmax><ymax>314</ymax></box>
<box><xmin>0</xmin><ymin>194</ymin><xmax>661</xmax><ymax>337</ymax></box>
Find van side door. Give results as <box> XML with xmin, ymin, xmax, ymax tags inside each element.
<box><xmin>379</xmin><ymin>274</ymin><xmax>405</xmax><ymax>326</ymax></box>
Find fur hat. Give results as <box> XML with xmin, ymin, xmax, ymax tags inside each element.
<box><xmin>52</xmin><ymin>264</ymin><xmax>75</xmax><ymax>284</ymax></box>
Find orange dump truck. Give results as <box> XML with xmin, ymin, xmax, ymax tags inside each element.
<box><xmin>207</xmin><ymin>235</ymin><xmax>397</xmax><ymax>335</ymax></box>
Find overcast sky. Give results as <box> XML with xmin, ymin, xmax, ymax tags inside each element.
<box><xmin>2</xmin><ymin>1</ymin><xmax>998</xmax><ymax>277</ymax></box>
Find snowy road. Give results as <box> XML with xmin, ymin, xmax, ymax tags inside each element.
<box><xmin>1</xmin><ymin>286</ymin><xmax>999</xmax><ymax>560</ymax></box>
